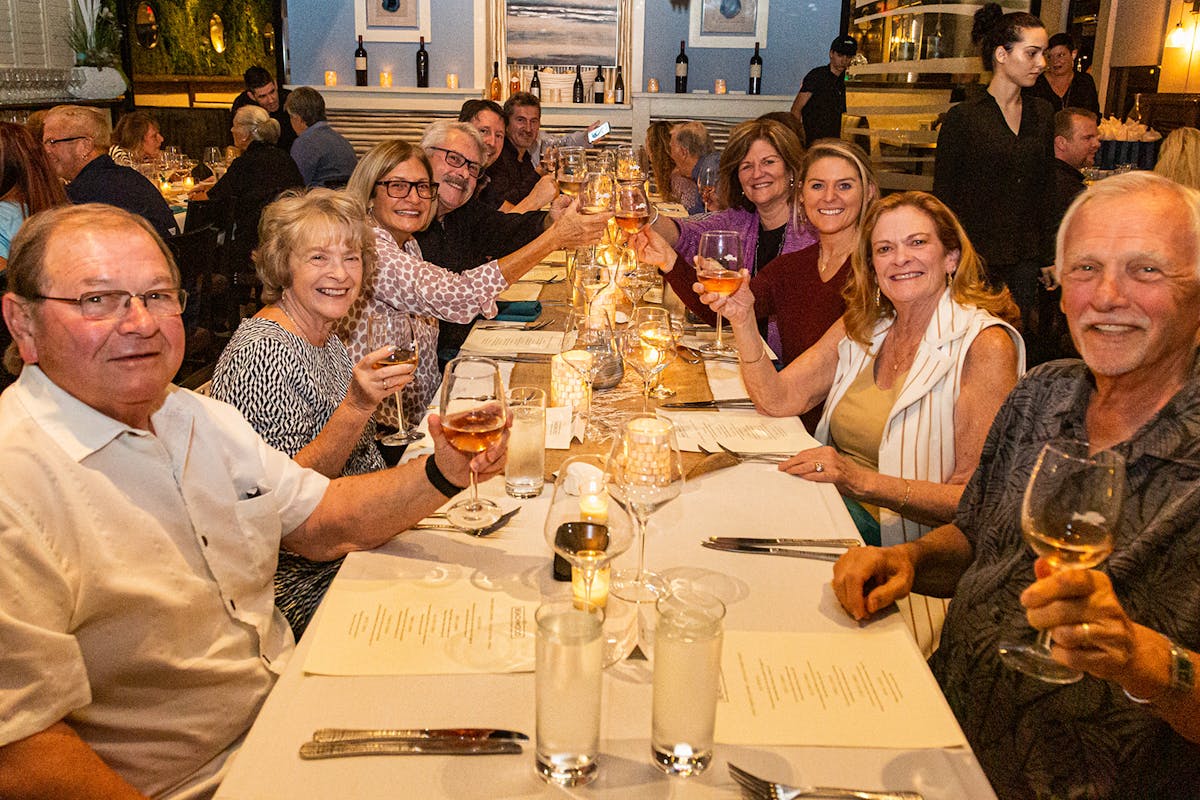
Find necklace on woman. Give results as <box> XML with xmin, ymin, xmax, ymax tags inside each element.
<box><xmin>882</xmin><ymin>332</ymin><xmax>921</xmax><ymax>373</ymax></box>
<box><xmin>817</xmin><ymin>244</ymin><xmax>853</xmax><ymax>276</ymax></box>
<box><xmin>275</xmin><ymin>300</ymin><xmax>323</xmax><ymax>347</ymax></box>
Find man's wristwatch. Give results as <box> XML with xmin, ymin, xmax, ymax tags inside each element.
<box><xmin>1123</xmin><ymin>637</ymin><xmax>1194</xmax><ymax>705</ymax></box>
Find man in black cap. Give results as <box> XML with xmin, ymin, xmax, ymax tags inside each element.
<box><xmin>791</xmin><ymin>36</ymin><xmax>858</xmax><ymax>145</ymax></box>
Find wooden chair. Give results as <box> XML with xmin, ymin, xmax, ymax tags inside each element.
<box><xmin>166</xmin><ymin>225</ymin><xmax>224</xmax><ymax>377</ymax></box>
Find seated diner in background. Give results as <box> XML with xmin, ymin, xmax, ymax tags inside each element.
<box><xmin>668</xmin><ymin>120</ymin><xmax>718</xmax><ymax>215</ymax></box>
<box><xmin>701</xmin><ymin>191</ymin><xmax>1024</xmax><ymax>653</ymax></box>
<box><xmin>1153</xmin><ymin>125</ymin><xmax>1200</xmax><ymax>192</ymax></box>
<box><xmin>0</xmin><ymin>121</ymin><xmax>68</xmax><ymax>271</ymax></box>
<box><xmin>832</xmin><ymin>172</ymin><xmax>1200</xmax><ymax>799</ymax></box>
<box><xmin>338</xmin><ymin>136</ymin><xmax>606</xmax><ymax>428</ymax></box>
<box><xmin>645</xmin><ymin>120</ymin><xmax>689</xmax><ymax>208</ymax></box>
<box><xmin>284</xmin><ymin>86</ymin><xmax>358</xmax><ymax>189</ymax></box>
<box><xmin>108</xmin><ymin>110</ymin><xmax>164</xmax><ymax>168</ymax></box>
<box><xmin>0</xmin><ymin>203</ymin><xmax>506</xmax><ymax>800</ymax></box>
<box><xmin>637</xmin><ymin>138</ymin><xmax>878</xmax><ymax>431</ymax></box>
<box><xmin>210</xmin><ymin>189</ymin><xmax>412</xmax><ymax>637</ymax></box>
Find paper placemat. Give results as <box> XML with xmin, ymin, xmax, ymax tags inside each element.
<box><xmin>304</xmin><ymin>578</ymin><xmax>538</xmax><ymax>676</ymax></box>
<box><xmin>657</xmin><ymin>409</ymin><xmax>815</xmax><ymax>453</ymax></box>
<box><xmin>460</xmin><ymin>329</ymin><xmax>564</xmax><ymax>356</ymax></box>
<box><xmin>716</xmin><ymin>628</ymin><xmax>968</xmax><ymax>748</ymax></box>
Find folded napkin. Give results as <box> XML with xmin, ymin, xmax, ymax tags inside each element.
<box><xmin>494</xmin><ymin>301</ymin><xmax>542</xmax><ymax>322</ymax></box>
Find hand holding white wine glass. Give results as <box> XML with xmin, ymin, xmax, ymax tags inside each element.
<box><xmin>368</xmin><ymin>312</ymin><xmax>424</xmax><ymax>446</ymax></box>
<box><xmin>694</xmin><ymin>230</ymin><xmax>742</xmax><ymax>355</ymax></box>
<box><xmin>998</xmin><ymin>440</ymin><xmax>1125</xmax><ymax>684</ymax></box>
<box><xmin>608</xmin><ymin>414</ymin><xmax>685</xmax><ymax>603</ymax></box>
<box><xmin>557</xmin><ymin>148</ymin><xmax>586</xmax><ymax>198</ymax></box>
<box><xmin>439</xmin><ymin>356</ymin><xmax>509</xmax><ymax>528</ymax></box>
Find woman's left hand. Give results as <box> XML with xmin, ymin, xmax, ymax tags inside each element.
<box><xmin>779</xmin><ymin>445</ymin><xmax>869</xmax><ymax>499</ymax></box>
<box><xmin>426</xmin><ymin>413</ymin><xmax>509</xmax><ymax>488</ymax></box>
<box><xmin>347</xmin><ymin>347</ymin><xmax>415</xmax><ymax>413</ymax></box>
<box><xmin>1020</xmin><ymin>558</ymin><xmax>1140</xmax><ymax>681</ymax></box>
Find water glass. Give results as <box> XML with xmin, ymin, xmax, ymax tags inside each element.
<box><xmin>651</xmin><ymin>589</ymin><xmax>725</xmax><ymax>776</ymax></box>
<box><xmin>505</xmin><ymin>386</ymin><xmax>546</xmax><ymax>498</ymax></box>
<box><xmin>536</xmin><ymin>600</ymin><xmax>604</xmax><ymax>787</ymax></box>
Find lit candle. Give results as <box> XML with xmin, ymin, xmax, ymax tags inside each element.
<box><xmin>183</xmin><ymin>175</ymin><xmax>194</xmax><ymax>189</ymax></box>
<box><xmin>579</xmin><ymin>493</ymin><xmax>608</xmax><ymax>525</ymax></box>
<box><xmin>159</xmin><ymin>179</ymin><xmax>170</xmax><ymax>193</ymax></box>
<box><xmin>572</xmin><ymin>565</ymin><xmax>610</xmax><ymax>609</ymax></box>
<box><xmin>647</xmin><ymin>78</ymin><xmax>660</xmax><ymax>93</ymax></box>
<box><xmin>550</xmin><ymin>351</ymin><xmax>592</xmax><ymax>410</ymax></box>
<box><xmin>446</xmin><ymin>73</ymin><xmax>459</xmax><ymax>89</ymax></box>
<box><xmin>379</xmin><ymin>70</ymin><xmax>393</xmax><ymax>88</ymax></box>
<box><xmin>324</xmin><ymin>70</ymin><xmax>338</xmax><ymax>87</ymax></box>
<box><xmin>714</xmin><ymin>78</ymin><xmax>727</xmax><ymax>94</ymax></box>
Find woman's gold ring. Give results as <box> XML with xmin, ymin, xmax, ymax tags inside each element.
<box><xmin>814</xmin><ymin>462</ymin><xmax>825</xmax><ymax>473</ymax></box>
<box><xmin>1080</xmin><ymin>622</ymin><xmax>1092</xmax><ymax>644</ymax></box>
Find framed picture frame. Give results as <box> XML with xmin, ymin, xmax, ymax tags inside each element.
<box><xmin>688</xmin><ymin>0</ymin><xmax>768</xmax><ymax>48</ymax></box>
<box><xmin>355</xmin><ymin>0</ymin><xmax>431</xmax><ymax>43</ymax></box>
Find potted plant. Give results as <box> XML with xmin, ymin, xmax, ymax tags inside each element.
<box><xmin>67</xmin><ymin>0</ymin><xmax>128</xmax><ymax>99</ymax></box>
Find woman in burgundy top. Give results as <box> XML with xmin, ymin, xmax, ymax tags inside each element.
<box><xmin>637</xmin><ymin>140</ymin><xmax>878</xmax><ymax>429</ymax></box>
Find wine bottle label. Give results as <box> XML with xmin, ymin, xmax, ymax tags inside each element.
<box><xmin>676</xmin><ymin>63</ymin><xmax>687</xmax><ymax>77</ymax></box>
<box><xmin>615</xmin><ymin>89</ymin><xmax>624</xmax><ymax>102</ymax></box>
<box><xmin>750</xmin><ymin>65</ymin><xmax>762</xmax><ymax>78</ymax></box>
<box><xmin>355</xmin><ymin>57</ymin><xmax>366</xmax><ymax>70</ymax></box>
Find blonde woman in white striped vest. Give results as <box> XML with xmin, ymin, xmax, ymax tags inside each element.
<box><xmin>697</xmin><ymin>191</ymin><xmax>1026</xmax><ymax>655</ymax></box>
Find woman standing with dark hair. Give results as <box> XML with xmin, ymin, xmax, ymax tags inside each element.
<box><xmin>933</xmin><ymin>4</ymin><xmax>1054</xmax><ymax>363</ymax></box>
<box><xmin>1025</xmin><ymin>32</ymin><xmax>1099</xmax><ymax>115</ymax></box>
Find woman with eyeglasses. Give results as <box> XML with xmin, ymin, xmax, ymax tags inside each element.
<box><xmin>340</xmin><ymin>137</ymin><xmax>605</xmax><ymax>431</ymax></box>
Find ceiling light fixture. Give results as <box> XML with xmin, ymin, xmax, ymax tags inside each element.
<box><xmin>1169</xmin><ymin>0</ymin><xmax>1200</xmax><ymax>49</ymax></box>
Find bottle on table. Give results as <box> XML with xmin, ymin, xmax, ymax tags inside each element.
<box><xmin>354</xmin><ymin>35</ymin><xmax>368</xmax><ymax>87</ymax></box>
<box><xmin>1127</xmin><ymin>93</ymin><xmax>1143</xmax><ymax>125</ymax></box>
<box><xmin>530</xmin><ymin>64</ymin><xmax>541</xmax><ymax>99</ymax></box>
<box><xmin>614</xmin><ymin>65</ymin><xmax>625</xmax><ymax>103</ymax></box>
<box><xmin>593</xmin><ymin>66</ymin><xmax>605</xmax><ymax>104</ymax></box>
<box><xmin>489</xmin><ymin>61</ymin><xmax>502</xmax><ymax>100</ymax></box>
<box><xmin>675</xmin><ymin>41</ymin><xmax>688</xmax><ymax>93</ymax></box>
<box><xmin>572</xmin><ymin>64</ymin><xmax>585</xmax><ymax>103</ymax></box>
<box><xmin>748</xmin><ymin>41</ymin><xmax>762</xmax><ymax>95</ymax></box>
<box><xmin>509</xmin><ymin>66</ymin><xmax>521</xmax><ymax>98</ymax></box>
<box><xmin>415</xmin><ymin>36</ymin><xmax>429</xmax><ymax>87</ymax></box>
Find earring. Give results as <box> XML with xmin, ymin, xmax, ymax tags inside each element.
<box><xmin>874</xmin><ymin>286</ymin><xmax>880</xmax><ymax>306</ymax></box>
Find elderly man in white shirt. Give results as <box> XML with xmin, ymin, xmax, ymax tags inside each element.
<box><xmin>0</xmin><ymin>204</ymin><xmax>507</xmax><ymax>799</ymax></box>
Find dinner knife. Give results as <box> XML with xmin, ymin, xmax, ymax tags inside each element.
<box><xmin>659</xmin><ymin>398</ymin><xmax>756</xmax><ymax>409</ymax></box>
<box><xmin>701</xmin><ymin>540</ymin><xmax>842</xmax><ymax>562</ymax></box>
<box><xmin>312</xmin><ymin>727</ymin><xmax>529</xmax><ymax>743</ymax></box>
<box><xmin>707</xmin><ymin>537</ymin><xmax>860</xmax><ymax>549</ymax></box>
<box><xmin>299</xmin><ymin>740</ymin><xmax>522</xmax><ymax>759</ymax></box>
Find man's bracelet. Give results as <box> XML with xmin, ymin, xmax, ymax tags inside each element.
<box><xmin>424</xmin><ymin>455</ymin><xmax>465</xmax><ymax>498</ymax></box>
<box><xmin>1123</xmin><ymin>637</ymin><xmax>1195</xmax><ymax>705</ymax></box>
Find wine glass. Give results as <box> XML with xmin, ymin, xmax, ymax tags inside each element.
<box><xmin>580</xmin><ymin>172</ymin><xmax>615</xmax><ymax>216</ymax></box>
<box><xmin>574</xmin><ymin>262</ymin><xmax>610</xmax><ymax>320</ymax></box>
<box><xmin>538</xmin><ymin>144</ymin><xmax>559</xmax><ymax>177</ymax></box>
<box><xmin>203</xmin><ymin>146</ymin><xmax>223</xmax><ymax>179</ymax></box>
<box><xmin>608</xmin><ymin>415</ymin><xmax>685</xmax><ymax>603</ymax></box>
<box><xmin>697</xmin><ymin>161</ymin><xmax>720</xmax><ymax>210</ymax></box>
<box><xmin>557</xmin><ymin>147</ymin><xmax>586</xmax><ymax>198</ymax></box>
<box><xmin>618</xmin><ymin>309</ymin><xmax>679</xmax><ymax>412</ymax></box>
<box><xmin>368</xmin><ymin>312</ymin><xmax>424</xmax><ymax>446</ymax></box>
<box><xmin>616</xmin><ymin>247</ymin><xmax>657</xmax><ymax>311</ymax></box>
<box><xmin>615</xmin><ymin>144</ymin><xmax>647</xmax><ymax>183</ymax></box>
<box><xmin>544</xmin><ymin>455</ymin><xmax>636</xmax><ymax>664</ymax></box>
<box><xmin>695</xmin><ymin>230</ymin><xmax>742</xmax><ymax>356</ymax></box>
<box><xmin>614</xmin><ymin>182</ymin><xmax>655</xmax><ymax>238</ymax></box>
<box><xmin>439</xmin><ymin>356</ymin><xmax>508</xmax><ymax>528</ymax></box>
<box><xmin>998</xmin><ymin>440</ymin><xmax>1125</xmax><ymax>684</ymax></box>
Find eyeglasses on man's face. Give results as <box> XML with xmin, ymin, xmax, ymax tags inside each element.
<box><xmin>428</xmin><ymin>146</ymin><xmax>484</xmax><ymax>178</ymax></box>
<box><xmin>43</xmin><ymin>135</ymin><xmax>90</xmax><ymax>148</ymax></box>
<box><xmin>375</xmin><ymin>179</ymin><xmax>439</xmax><ymax>200</ymax></box>
<box><xmin>32</xmin><ymin>288</ymin><xmax>188</xmax><ymax>320</ymax></box>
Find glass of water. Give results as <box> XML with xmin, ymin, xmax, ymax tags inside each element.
<box><xmin>651</xmin><ymin>589</ymin><xmax>725</xmax><ymax>776</ymax></box>
<box><xmin>505</xmin><ymin>386</ymin><xmax>546</xmax><ymax>498</ymax></box>
<box><xmin>535</xmin><ymin>599</ymin><xmax>604</xmax><ymax>787</ymax></box>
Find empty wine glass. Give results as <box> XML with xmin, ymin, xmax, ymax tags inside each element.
<box><xmin>616</xmin><ymin>247</ymin><xmax>657</xmax><ymax>310</ymax></box>
<box><xmin>574</xmin><ymin>262</ymin><xmax>611</xmax><ymax>320</ymax></box>
<box><xmin>439</xmin><ymin>356</ymin><xmax>508</xmax><ymax>528</ymax></box>
<box><xmin>618</xmin><ymin>309</ymin><xmax>679</xmax><ymax>412</ymax></box>
<box><xmin>368</xmin><ymin>312</ymin><xmax>424</xmax><ymax>446</ymax></box>
<box><xmin>695</xmin><ymin>230</ymin><xmax>742</xmax><ymax>356</ymax></box>
<box><xmin>539</xmin><ymin>144</ymin><xmax>559</xmax><ymax>177</ymax></box>
<box><xmin>580</xmin><ymin>172</ymin><xmax>616</xmax><ymax>215</ymax></box>
<box><xmin>697</xmin><ymin>161</ymin><xmax>720</xmax><ymax>210</ymax></box>
<box><xmin>998</xmin><ymin>440</ymin><xmax>1125</xmax><ymax>684</ymax></box>
<box><xmin>203</xmin><ymin>146</ymin><xmax>223</xmax><ymax>178</ymax></box>
<box><xmin>608</xmin><ymin>415</ymin><xmax>685</xmax><ymax>603</ymax></box>
<box><xmin>616</xmin><ymin>144</ymin><xmax>648</xmax><ymax>183</ymax></box>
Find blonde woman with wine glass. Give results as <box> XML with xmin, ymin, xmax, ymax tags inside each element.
<box><xmin>704</xmin><ymin>192</ymin><xmax>1024</xmax><ymax>654</ymax></box>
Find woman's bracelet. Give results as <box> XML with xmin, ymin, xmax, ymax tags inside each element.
<box><xmin>738</xmin><ymin>345</ymin><xmax>767</xmax><ymax>365</ymax></box>
<box><xmin>424</xmin><ymin>455</ymin><xmax>465</xmax><ymax>498</ymax></box>
<box><xmin>1123</xmin><ymin>637</ymin><xmax>1195</xmax><ymax>705</ymax></box>
<box><xmin>897</xmin><ymin>479</ymin><xmax>913</xmax><ymax>513</ymax></box>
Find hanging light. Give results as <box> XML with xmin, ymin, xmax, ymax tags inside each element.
<box><xmin>1168</xmin><ymin>0</ymin><xmax>1200</xmax><ymax>49</ymax></box>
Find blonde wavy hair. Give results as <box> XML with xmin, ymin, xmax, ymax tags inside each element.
<box><xmin>842</xmin><ymin>191</ymin><xmax>1018</xmax><ymax>346</ymax></box>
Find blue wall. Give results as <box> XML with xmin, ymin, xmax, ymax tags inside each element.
<box><xmin>285</xmin><ymin>0</ymin><xmax>842</xmax><ymax>95</ymax></box>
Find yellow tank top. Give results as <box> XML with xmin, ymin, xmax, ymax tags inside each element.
<box><xmin>828</xmin><ymin>357</ymin><xmax>907</xmax><ymax>520</ymax></box>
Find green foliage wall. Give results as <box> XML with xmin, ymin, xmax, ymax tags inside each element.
<box><xmin>129</xmin><ymin>0</ymin><xmax>276</xmax><ymax>77</ymax></box>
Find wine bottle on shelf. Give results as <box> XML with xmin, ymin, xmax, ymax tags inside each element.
<box><xmin>415</xmin><ymin>36</ymin><xmax>429</xmax><ymax>87</ymax></box>
<box><xmin>489</xmin><ymin>61</ymin><xmax>502</xmax><ymax>101</ymax></box>
<box><xmin>593</xmin><ymin>66</ymin><xmax>605</xmax><ymax>104</ymax></box>
<box><xmin>530</xmin><ymin>64</ymin><xmax>541</xmax><ymax>99</ymax></box>
<box><xmin>572</xmin><ymin>64</ymin><xmax>585</xmax><ymax>103</ymax></box>
<box><xmin>675</xmin><ymin>41</ymin><xmax>688</xmax><ymax>94</ymax></box>
<box><xmin>613</xmin><ymin>65</ymin><xmax>625</xmax><ymax>104</ymax></box>
<box><xmin>748</xmin><ymin>41</ymin><xmax>762</xmax><ymax>95</ymax></box>
<box><xmin>509</xmin><ymin>66</ymin><xmax>521</xmax><ymax>98</ymax></box>
<box><xmin>355</xmin><ymin>35</ymin><xmax>368</xmax><ymax>87</ymax></box>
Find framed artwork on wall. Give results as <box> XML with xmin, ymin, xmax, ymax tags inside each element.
<box><xmin>356</xmin><ymin>0</ymin><xmax>431</xmax><ymax>42</ymax></box>
<box><xmin>689</xmin><ymin>0</ymin><xmax>768</xmax><ymax>48</ymax></box>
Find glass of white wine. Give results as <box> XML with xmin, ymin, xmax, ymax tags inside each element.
<box><xmin>368</xmin><ymin>312</ymin><xmax>424</xmax><ymax>446</ymax></box>
<box><xmin>557</xmin><ymin>148</ymin><xmax>586</xmax><ymax>198</ymax></box>
<box><xmin>439</xmin><ymin>356</ymin><xmax>508</xmax><ymax>528</ymax></box>
<box><xmin>574</xmin><ymin>263</ymin><xmax>610</xmax><ymax>321</ymax></box>
<box><xmin>695</xmin><ymin>230</ymin><xmax>741</xmax><ymax>356</ymax></box>
<box><xmin>998</xmin><ymin>439</ymin><xmax>1125</xmax><ymax>684</ymax></box>
<box><xmin>580</xmin><ymin>172</ymin><xmax>615</xmax><ymax>216</ymax></box>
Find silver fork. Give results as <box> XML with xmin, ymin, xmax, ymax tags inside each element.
<box><xmin>410</xmin><ymin>507</ymin><xmax>520</xmax><ymax>537</ymax></box>
<box><xmin>476</xmin><ymin>319</ymin><xmax>551</xmax><ymax>331</ymax></box>
<box><xmin>729</xmin><ymin>763</ymin><xmax>924</xmax><ymax>800</ymax></box>
<box><xmin>697</xmin><ymin>444</ymin><xmax>790</xmax><ymax>464</ymax></box>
